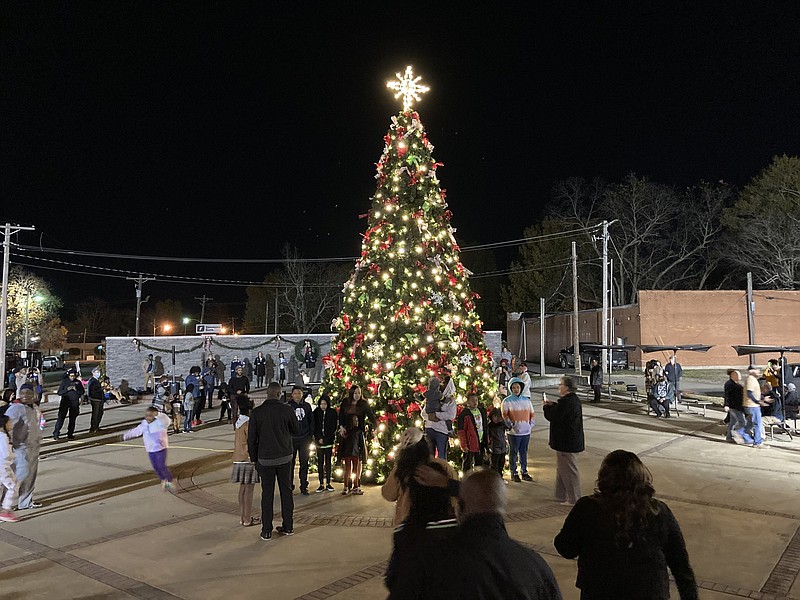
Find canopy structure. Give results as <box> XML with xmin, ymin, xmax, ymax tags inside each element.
<box><xmin>732</xmin><ymin>345</ymin><xmax>800</xmax><ymax>432</ymax></box>
<box><xmin>638</xmin><ymin>344</ymin><xmax>713</xmax><ymax>354</ymax></box>
<box><xmin>581</xmin><ymin>343</ymin><xmax>639</xmax><ymax>352</ymax></box>
<box><xmin>638</xmin><ymin>344</ymin><xmax>714</xmax><ymax>416</ymax></box>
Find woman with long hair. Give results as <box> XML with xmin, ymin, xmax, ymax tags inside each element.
<box><xmin>230</xmin><ymin>395</ymin><xmax>260</xmax><ymax>527</ymax></box>
<box><xmin>554</xmin><ymin>450</ymin><xmax>698</xmax><ymax>599</ymax></box>
<box><xmin>383</xmin><ymin>430</ymin><xmax>457</xmax><ymax>599</ymax></box>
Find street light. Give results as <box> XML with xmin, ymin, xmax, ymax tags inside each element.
<box><xmin>182</xmin><ymin>316</ymin><xmax>200</xmax><ymax>335</ymax></box>
<box><xmin>153</xmin><ymin>321</ymin><xmax>173</xmax><ymax>336</ymax></box>
<box><xmin>23</xmin><ymin>292</ymin><xmax>45</xmax><ymax>349</ymax></box>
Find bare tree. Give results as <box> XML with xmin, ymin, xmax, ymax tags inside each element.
<box><xmin>720</xmin><ymin>155</ymin><xmax>800</xmax><ymax>289</ymax></box>
<box><xmin>279</xmin><ymin>244</ymin><xmax>346</xmax><ymax>333</ymax></box>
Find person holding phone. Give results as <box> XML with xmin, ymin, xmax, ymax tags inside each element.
<box><xmin>542</xmin><ymin>376</ymin><xmax>584</xmax><ymax>506</ymax></box>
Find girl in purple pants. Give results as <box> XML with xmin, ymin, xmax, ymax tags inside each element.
<box><xmin>122</xmin><ymin>406</ymin><xmax>174</xmax><ymax>491</ymax></box>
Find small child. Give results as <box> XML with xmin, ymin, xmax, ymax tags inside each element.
<box><xmin>121</xmin><ymin>406</ymin><xmax>174</xmax><ymax>491</ymax></box>
<box><xmin>168</xmin><ymin>391</ymin><xmax>183</xmax><ymax>434</ymax></box>
<box><xmin>0</xmin><ymin>415</ymin><xmax>19</xmax><ymax>522</ymax></box>
<box><xmin>218</xmin><ymin>382</ymin><xmax>231</xmax><ymax>423</ymax></box>
<box><xmin>424</xmin><ymin>376</ymin><xmax>454</xmax><ymax>437</ymax></box>
<box><xmin>153</xmin><ymin>376</ymin><xmax>170</xmax><ymax>412</ymax></box>
<box><xmin>338</xmin><ymin>414</ymin><xmax>365</xmax><ymax>496</ymax></box>
<box><xmin>182</xmin><ymin>384</ymin><xmax>195</xmax><ymax>433</ymax></box>
<box><xmin>486</xmin><ymin>407</ymin><xmax>511</xmax><ymax>480</ymax></box>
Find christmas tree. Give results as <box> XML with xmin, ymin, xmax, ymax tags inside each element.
<box><xmin>320</xmin><ymin>67</ymin><xmax>497</xmax><ymax>482</ymax></box>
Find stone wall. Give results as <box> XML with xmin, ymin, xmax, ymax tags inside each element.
<box><xmin>106</xmin><ymin>331</ymin><xmax>503</xmax><ymax>391</ymax></box>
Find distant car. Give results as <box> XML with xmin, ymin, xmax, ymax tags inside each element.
<box><xmin>42</xmin><ymin>356</ymin><xmax>65</xmax><ymax>371</ymax></box>
<box><xmin>558</xmin><ymin>343</ymin><xmax>629</xmax><ymax>371</ymax></box>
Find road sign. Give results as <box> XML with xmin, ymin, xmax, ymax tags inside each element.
<box><xmin>196</xmin><ymin>324</ymin><xmax>222</xmax><ymax>334</ymax></box>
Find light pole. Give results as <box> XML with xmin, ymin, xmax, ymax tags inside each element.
<box><xmin>153</xmin><ymin>321</ymin><xmax>173</xmax><ymax>336</ymax></box>
<box><xmin>182</xmin><ymin>317</ymin><xmax>199</xmax><ymax>335</ymax></box>
<box><xmin>23</xmin><ymin>292</ymin><xmax>44</xmax><ymax>349</ymax></box>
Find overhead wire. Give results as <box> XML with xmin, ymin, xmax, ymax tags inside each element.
<box><xmin>13</xmin><ymin>222</ymin><xmax>603</xmax><ymax>264</ymax></box>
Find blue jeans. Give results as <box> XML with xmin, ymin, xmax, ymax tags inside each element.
<box><xmin>508</xmin><ymin>434</ymin><xmax>530</xmax><ymax>475</ymax></box>
<box><xmin>726</xmin><ymin>408</ymin><xmax>746</xmax><ymax>441</ymax></box>
<box><xmin>183</xmin><ymin>410</ymin><xmax>193</xmax><ymax>432</ymax></box>
<box><xmin>740</xmin><ymin>406</ymin><xmax>763</xmax><ymax>445</ymax></box>
<box><xmin>425</xmin><ymin>428</ymin><xmax>449</xmax><ymax>460</ymax></box>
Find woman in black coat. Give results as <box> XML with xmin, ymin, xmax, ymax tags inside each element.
<box><xmin>312</xmin><ymin>394</ymin><xmax>338</xmax><ymax>492</ymax></box>
<box><xmin>554</xmin><ymin>450</ymin><xmax>698</xmax><ymax>600</ymax></box>
<box><xmin>542</xmin><ymin>376</ymin><xmax>585</xmax><ymax>505</ymax></box>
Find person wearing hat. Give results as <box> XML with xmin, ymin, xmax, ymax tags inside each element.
<box><xmin>381</xmin><ymin>427</ymin><xmax>457</xmax><ymax>526</ymax></box>
<box><xmin>54</xmin><ymin>368</ymin><xmax>85</xmax><ymax>441</ymax></box>
<box><xmin>4</xmin><ymin>388</ymin><xmax>43</xmax><ymax>509</ymax></box>
<box><xmin>87</xmin><ymin>368</ymin><xmax>105</xmax><ymax>433</ymax></box>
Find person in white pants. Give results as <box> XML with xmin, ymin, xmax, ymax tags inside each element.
<box><xmin>0</xmin><ymin>415</ymin><xmax>19</xmax><ymax>521</ymax></box>
<box><xmin>4</xmin><ymin>388</ymin><xmax>43</xmax><ymax>510</ymax></box>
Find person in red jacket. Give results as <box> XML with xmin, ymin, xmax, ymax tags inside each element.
<box><xmin>456</xmin><ymin>393</ymin><xmax>488</xmax><ymax>472</ymax></box>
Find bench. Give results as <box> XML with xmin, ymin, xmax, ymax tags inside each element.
<box><xmin>681</xmin><ymin>399</ymin><xmax>714</xmax><ymax>417</ymax></box>
<box><xmin>763</xmin><ymin>416</ymin><xmax>793</xmax><ymax>441</ymax></box>
<box><xmin>625</xmin><ymin>384</ymin><xmax>639</xmax><ymax>403</ymax></box>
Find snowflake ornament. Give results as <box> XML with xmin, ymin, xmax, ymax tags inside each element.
<box><xmin>367</xmin><ymin>341</ymin><xmax>385</xmax><ymax>358</ymax></box>
<box><xmin>459</xmin><ymin>354</ymin><xmax>474</xmax><ymax>367</ymax></box>
<box><xmin>430</xmin><ymin>292</ymin><xmax>445</xmax><ymax>307</ymax></box>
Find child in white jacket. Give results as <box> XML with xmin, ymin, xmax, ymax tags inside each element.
<box><xmin>0</xmin><ymin>416</ymin><xmax>19</xmax><ymax>521</ymax></box>
<box><xmin>122</xmin><ymin>406</ymin><xmax>174</xmax><ymax>491</ymax></box>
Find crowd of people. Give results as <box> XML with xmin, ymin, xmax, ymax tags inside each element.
<box><xmin>12</xmin><ymin>347</ymin><xmax>783</xmax><ymax>598</ymax></box>
<box><xmin>723</xmin><ymin>363</ymin><xmax>798</xmax><ymax>447</ymax></box>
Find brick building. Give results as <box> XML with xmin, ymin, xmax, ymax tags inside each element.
<box><xmin>507</xmin><ymin>290</ymin><xmax>800</xmax><ymax>368</ymax></box>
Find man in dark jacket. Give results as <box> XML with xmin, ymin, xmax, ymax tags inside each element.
<box><xmin>723</xmin><ymin>370</ymin><xmax>745</xmax><ymax>443</ymax></box>
<box><xmin>664</xmin><ymin>355</ymin><xmax>683</xmax><ymax>404</ymax></box>
<box><xmin>589</xmin><ymin>358</ymin><xmax>603</xmax><ymax>403</ymax></box>
<box><xmin>54</xmin><ymin>368</ymin><xmax>85</xmax><ymax>440</ymax></box>
<box><xmin>248</xmin><ymin>382</ymin><xmax>299</xmax><ymax>540</ymax></box>
<box><xmin>543</xmin><ymin>376</ymin><xmax>585</xmax><ymax>506</ymax></box>
<box><xmin>228</xmin><ymin>366</ymin><xmax>250</xmax><ymax>424</ymax></box>
<box><xmin>288</xmin><ymin>385</ymin><xmax>313</xmax><ymax>495</ymax></box>
<box><xmin>87</xmin><ymin>368</ymin><xmax>105</xmax><ymax>433</ymax></box>
<box><xmin>390</xmin><ymin>468</ymin><xmax>562</xmax><ymax>600</ymax></box>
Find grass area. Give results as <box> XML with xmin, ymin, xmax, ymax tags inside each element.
<box><xmin>679</xmin><ymin>369</ymin><xmax>728</xmax><ymax>382</ymax></box>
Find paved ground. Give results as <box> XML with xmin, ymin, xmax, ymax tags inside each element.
<box><xmin>2</xmin><ymin>382</ymin><xmax>799</xmax><ymax>600</ymax></box>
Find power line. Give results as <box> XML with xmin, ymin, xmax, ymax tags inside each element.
<box><xmin>13</xmin><ymin>223</ymin><xmax>602</xmax><ymax>264</ymax></box>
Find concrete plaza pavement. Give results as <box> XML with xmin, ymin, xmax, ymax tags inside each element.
<box><xmin>1</xmin><ymin>384</ymin><xmax>799</xmax><ymax>600</ymax></box>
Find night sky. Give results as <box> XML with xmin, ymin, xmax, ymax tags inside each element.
<box><xmin>2</xmin><ymin>3</ymin><xmax>800</xmax><ymax>321</ymax></box>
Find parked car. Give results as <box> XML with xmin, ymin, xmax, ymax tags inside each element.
<box><xmin>558</xmin><ymin>343</ymin><xmax>629</xmax><ymax>370</ymax></box>
<box><xmin>42</xmin><ymin>355</ymin><xmax>65</xmax><ymax>371</ymax></box>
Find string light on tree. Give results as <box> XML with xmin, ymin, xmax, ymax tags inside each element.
<box><xmin>320</xmin><ymin>67</ymin><xmax>497</xmax><ymax>482</ymax></box>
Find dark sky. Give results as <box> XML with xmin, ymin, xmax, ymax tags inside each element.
<box><xmin>2</xmin><ymin>3</ymin><xmax>800</xmax><ymax>321</ymax></box>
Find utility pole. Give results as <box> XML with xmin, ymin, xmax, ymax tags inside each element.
<box><xmin>264</xmin><ymin>299</ymin><xmax>269</xmax><ymax>335</ymax></box>
<box><xmin>126</xmin><ymin>274</ymin><xmax>153</xmax><ymax>338</ymax></box>
<box><xmin>195</xmin><ymin>295</ymin><xmax>213</xmax><ymax>324</ymax></box>
<box><xmin>1</xmin><ymin>223</ymin><xmax>35</xmax><ymax>382</ymax></box>
<box><xmin>539</xmin><ymin>297</ymin><xmax>546</xmax><ymax>377</ymax></box>
<box><xmin>601</xmin><ymin>219</ymin><xmax>609</xmax><ymax>377</ymax></box>
<box><xmin>572</xmin><ymin>241</ymin><xmax>581</xmax><ymax>376</ymax></box>
<box><xmin>746</xmin><ymin>272</ymin><xmax>756</xmax><ymax>366</ymax></box>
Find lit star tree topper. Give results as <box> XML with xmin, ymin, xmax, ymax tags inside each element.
<box><xmin>320</xmin><ymin>68</ymin><xmax>497</xmax><ymax>483</ymax></box>
<box><xmin>386</xmin><ymin>65</ymin><xmax>430</xmax><ymax>112</ymax></box>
